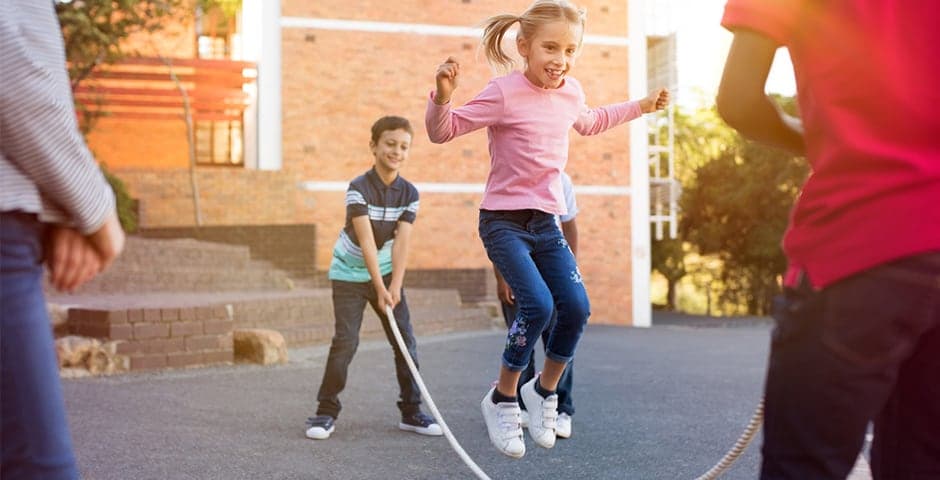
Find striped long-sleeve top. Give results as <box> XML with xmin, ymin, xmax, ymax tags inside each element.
<box><xmin>1</xmin><ymin>0</ymin><xmax>115</xmax><ymax>234</ymax></box>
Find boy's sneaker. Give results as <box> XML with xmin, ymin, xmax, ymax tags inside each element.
<box><xmin>556</xmin><ymin>412</ymin><xmax>572</xmax><ymax>439</ymax></box>
<box><xmin>305</xmin><ymin>415</ymin><xmax>335</xmax><ymax>440</ymax></box>
<box><xmin>519</xmin><ymin>376</ymin><xmax>557</xmax><ymax>449</ymax></box>
<box><xmin>480</xmin><ymin>387</ymin><xmax>525</xmax><ymax>458</ymax></box>
<box><xmin>520</xmin><ymin>409</ymin><xmax>530</xmax><ymax>428</ymax></box>
<box><xmin>399</xmin><ymin>412</ymin><xmax>443</xmax><ymax>436</ymax></box>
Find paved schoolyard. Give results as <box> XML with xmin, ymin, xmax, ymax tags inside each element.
<box><xmin>63</xmin><ymin>316</ymin><xmax>787</xmax><ymax>479</ymax></box>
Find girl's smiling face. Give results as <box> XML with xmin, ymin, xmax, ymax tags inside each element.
<box><xmin>517</xmin><ymin>20</ymin><xmax>582</xmax><ymax>89</ymax></box>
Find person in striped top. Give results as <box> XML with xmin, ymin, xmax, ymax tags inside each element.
<box><xmin>305</xmin><ymin>116</ymin><xmax>442</xmax><ymax>440</ymax></box>
<box><xmin>1</xmin><ymin>2</ymin><xmax>125</xmax><ymax>479</ymax></box>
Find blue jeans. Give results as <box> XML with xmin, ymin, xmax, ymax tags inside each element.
<box><xmin>500</xmin><ymin>302</ymin><xmax>575</xmax><ymax>415</ymax></box>
<box><xmin>316</xmin><ymin>276</ymin><xmax>421</xmax><ymax>419</ymax></box>
<box><xmin>761</xmin><ymin>252</ymin><xmax>940</xmax><ymax>479</ymax></box>
<box><xmin>1</xmin><ymin>213</ymin><xmax>78</xmax><ymax>480</ymax></box>
<box><xmin>478</xmin><ymin>209</ymin><xmax>590</xmax><ymax>372</ymax></box>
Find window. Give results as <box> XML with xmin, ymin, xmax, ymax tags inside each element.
<box><xmin>193</xmin><ymin>3</ymin><xmax>244</xmax><ymax>166</ymax></box>
<box><xmin>195</xmin><ymin>120</ymin><xmax>243</xmax><ymax>166</ymax></box>
<box><xmin>195</xmin><ymin>3</ymin><xmax>234</xmax><ymax>60</ymax></box>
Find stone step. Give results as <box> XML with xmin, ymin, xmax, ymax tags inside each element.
<box><xmin>120</xmin><ymin>237</ymin><xmax>254</xmax><ymax>267</ymax></box>
<box><xmin>73</xmin><ymin>263</ymin><xmax>291</xmax><ymax>294</ymax></box>
<box><xmin>53</xmin><ymin>236</ymin><xmax>293</xmax><ymax>294</ymax></box>
<box><xmin>273</xmin><ymin>305</ymin><xmax>496</xmax><ymax>348</ymax></box>
<box><xmin>226</xmin><ymin>289</ymin><xmax>473</xmax><ymax>331</ymax></box>
<box><xmin>51</xmin><ymin>288</ymin><xmax>497</xmax><ymax>372</ymax></box>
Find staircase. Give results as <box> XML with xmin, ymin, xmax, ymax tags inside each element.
<box><xmin>47</xmin><ymin>236</ymin><xmax>499</xmax><ymax>372</ymax></box>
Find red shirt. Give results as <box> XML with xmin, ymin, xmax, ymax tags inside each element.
<box><xmin>722</xmin><ymin>0</ymin><xmax>940</xmax><ymax>288</ymax></box>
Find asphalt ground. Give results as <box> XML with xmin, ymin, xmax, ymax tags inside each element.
<box><xmin>64</xmin><ymin>320</ymin><xmax>774</xmax><ymax>480</ymax></box>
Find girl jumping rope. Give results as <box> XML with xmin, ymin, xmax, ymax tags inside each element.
<box><xmin>425</xmin><ymin>0</ymin><xmax>668</xmax><ymax>458</ymax></box>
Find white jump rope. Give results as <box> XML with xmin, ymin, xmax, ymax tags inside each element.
<box><xmin>385</xmin><ymin>305</ymin><xmax>493</xmax><ymax>480</ymax></box>
<box><xmin>385</xmin><ymin>305</ymin><xmax>762</xmax><ymax>480</ymax></box>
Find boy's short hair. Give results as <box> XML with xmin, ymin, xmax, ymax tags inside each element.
<box><xmin>371</xmin><ymin>116</ymin><xmax>413</xmax><ymax>144</ymax></box>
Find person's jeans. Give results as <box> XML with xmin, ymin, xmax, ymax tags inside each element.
<box><xmin>761</xmin><ymin>252</ymin><xmax>940</xmax><ymax>480</ymax></box>
<box><xmin>1</xmin><ymin>212</ymin><xmax>78</xmax><ymax>480</ymax></box>
<box><xmin>316</xmin><ymin>275</ymin><xmax>421</xmax><ymax>419</ymax></box>
<box><xmin>500</xmin><ymin>302</ymin><xmax>575</xmax><ymax>415</ymax></box>
<box><xmin>478</xmin><ymin>209</ymin><xmax>590</xmax><ymax>372</ymax></box>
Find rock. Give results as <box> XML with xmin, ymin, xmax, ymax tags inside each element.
<box><xmin>55</xmin><ymin>336</ymin><xmax>127</xmax><ymax>375</ymax></box>
<box><xmin>47</xmin><ymin>302</ymin><xmax>69</xmax><ymax>328</ymax></box>
<box><xmin>55</xmin><ymin>336</ymin><xmax>98</xmax><ymax>368</ymax></box>
<box><xmin>86</xmin><ymin>348</ymin><xmax>111</xmax><ymax>375</ymax></box>
<box><xmin>233</xmin><ymin>329</ymin><xmax>288</xmax><ymax>365</ymax></box>
<box><xmin>48</xmin><ymin>302</ymin><xmax>69</xmax><ymax>336</ymax></box>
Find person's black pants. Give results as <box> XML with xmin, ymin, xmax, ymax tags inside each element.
<box><xmin>316</xmin><ymin>276</ymin><xmax>421</xmax><ymax>419</ymax></box>
<box><xmin>761</xmin><ymin>252</ymin><xmax>940</xmax><ymax>479</ymax></box>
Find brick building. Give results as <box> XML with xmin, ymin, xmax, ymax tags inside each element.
<box><xmin>84</xmin><ymin>0</ymin><xmax>655</xmax><ymax>326</ymax></box>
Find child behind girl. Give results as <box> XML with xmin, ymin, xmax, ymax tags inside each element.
<box><xmin>425</xmin><ymin>0</ymin><xmax>668</xmax><ymax>458</ymax></box>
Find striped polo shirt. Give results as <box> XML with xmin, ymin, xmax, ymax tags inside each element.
<box><xmin>328</xmin><ymin>168</ymin><xmax>420</xmax><ymax>283</ymax></box>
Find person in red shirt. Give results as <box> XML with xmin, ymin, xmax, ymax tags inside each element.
<box><xmin>717</xmin><ymin>1</ymin><xmax>940</xmax><ymax>478</ymax></box>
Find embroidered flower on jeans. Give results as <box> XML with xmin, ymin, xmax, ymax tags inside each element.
<box><xmin>570</xmin><ymin>268</ymin><xmax>583</xmax><ymax>284</ymax></box>
<box><xmin>507</xmin><ymin>320</ymin><xmax>527</xmax><ymax>349</ymax></box>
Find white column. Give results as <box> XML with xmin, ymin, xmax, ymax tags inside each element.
<box><xmin>257</xmin><ymin>0</ymin><xmax>282</xmax><ymax>171</ymax></box>
<box><xmin>628</xmin><ymin>0</ymin><xmax>652</xmax><ymax>328</ymax></box>
<box><xmin>238</xmin><ymin>0</ymin><xmax>260</xmax><ymax>170</ymax></box>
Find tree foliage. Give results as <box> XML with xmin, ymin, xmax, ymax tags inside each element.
<box><xmin>652</xmin><ymin>99</ymin><xmax>807</xmax><ymax>315</ymax></box>
<box><xmin>56</xmin><ymin>0</ymin><xmax>239</xmax><ymax>228</ymax></box>
<box><xmin>680</xmin><ymin>136</ymin><xmax>807</xmax><ymax>314</ymax></box>
<box><xmin>650</xmin><ymin>232</ymin><xmax>685</xmax><ymax>310</ymax></box>
<box><xmin>650</xmin><ymin>106</ymin><xmax>735</xmax><ymax>310</ymax></box>
<box><xmin>679</xmin><ymin>97</ymin><xmax>807</xmax><ymax>315</ymax></box>
<box><xmin>56</xmin><ymin>0</ymin><xmax>180</xmax><ymax>90</ymax></box>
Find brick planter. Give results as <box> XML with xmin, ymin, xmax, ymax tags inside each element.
<box><xmin>69</xmin><ymin>305</ymin><xmax>235</xmax><ymax>372</ymax></box>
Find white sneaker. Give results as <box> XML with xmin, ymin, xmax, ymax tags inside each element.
<box><xmin>399</xmin><ymin>412</ymin><xmax>444</xmax><ymax>436</ymax></box>
<box><xmin>520</xmin><ymin>409</ymin><xmax>530</xmax><ymax>428</ymax></box>
<box><xmin>519</xmin><ymin>376</ymin><xmax>557</xmax><ymax>449</ymax></box>
<box><xmin>305</xmin><ymin>415</ymin><xmax>335</xmax><ymax>440</ymax></box>
<box><xmin>556</xmin><ymin>412</ymin><xmax>572</xmax><ymax>439</ymax></box>
<box><xmin>480</xmin><ymin>388</ymin><xmax>525</xmax><ymax>458</ymax></box>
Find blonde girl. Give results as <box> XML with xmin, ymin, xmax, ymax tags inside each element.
<box><xmin>425</xmin><ymin>0</ymin><xmax>667</xmax><ymax>458</ymax></box>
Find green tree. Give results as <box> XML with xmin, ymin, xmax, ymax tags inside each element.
<box><xmin>650</xmin><ymin>106</ymin><xmax>736</xmax><ymax>311</ymax></box>
<box><xmin>56</xmin><ymin>0</ymin><xmax>181</xmax><ymax>133</ymax></box>
<box><xmin>57</xmin><ymin>0</ymin><xmax>240</xmax><ymax>228</ymax></box>
<box><xmin>680</xmin><ymin>125</ymin><xmax>807</xmax><ymax>315</ymax></box>
<box><xmin>650</xmin><ymin>234</ymin><xmax>685</xmax><ymax>310</ymax></box>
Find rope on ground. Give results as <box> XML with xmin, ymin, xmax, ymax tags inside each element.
<box><xmin>694</xmin><ymin>398</ymin><xmax>765</xmax><ymax>480</ymax></box>
<box><xmin>385</xmin><ymin>305</ymin><xmax>493</xmax><ymax>480</ymax></box>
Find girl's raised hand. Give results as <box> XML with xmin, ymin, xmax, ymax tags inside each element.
<box><xmin>434</xmin><ymin>56</ymin><xmax>460</xmax><ymax>105</ymax></box>
<box><xmin>640</xmin><ymin>88</ymin><xmax>670</xmax><ymax>113</ymax></box>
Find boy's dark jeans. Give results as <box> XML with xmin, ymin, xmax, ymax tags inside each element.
<box><xmin>761</xmin><ymin>252</ymin><xmax>940</xmax><ymax>480</ymax></box>
<box><xmin>316</xmin><ymin>275</ymin><xmax>421</xmax><ymax>419</ymax></box>
<box><xmin>500</xmin><ymin>302</ymin><xmax>575</xmax><ymax>416</ymax></box>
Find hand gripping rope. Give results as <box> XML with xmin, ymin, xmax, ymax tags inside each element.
<box><xmin>387</xmin><ymin>304</ymin><xmax>763</xmax><ymax>480</ymax></box>
<box><xmin>385</xmin><ymin>305</ymin><xmax>493</xmax><ymax>480</ymax></box>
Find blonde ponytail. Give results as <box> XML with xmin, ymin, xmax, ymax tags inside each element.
<box><xmin>481</xmin><ymin>14</ymin><xmax>521</xmax><ymax>73</ymax></box>
<box><xmin>480</xmin><ymin>1</ymin><xmax>587</xmax><ymax>73</ymax></box>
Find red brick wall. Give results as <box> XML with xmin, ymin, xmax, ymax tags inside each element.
<box><xmin>94</xmin><ymin>0</ymin><xmax>639</xmax><ymax>325</ymax></box>
<box><xmin>115</xmin><ymin>168</ymin><xmax>299</xmax><ymax>227</ymax></box>
<box><xmin>287</xmin><ymin>0</ymin><xmax>636</xmax><ymax>324</ymax></box>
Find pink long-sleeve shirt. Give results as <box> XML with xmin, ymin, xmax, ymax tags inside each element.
<box><xmin>426</xmin><ymin>71</ymin><xmax>641</xmax><ymax>215</ymax></box>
